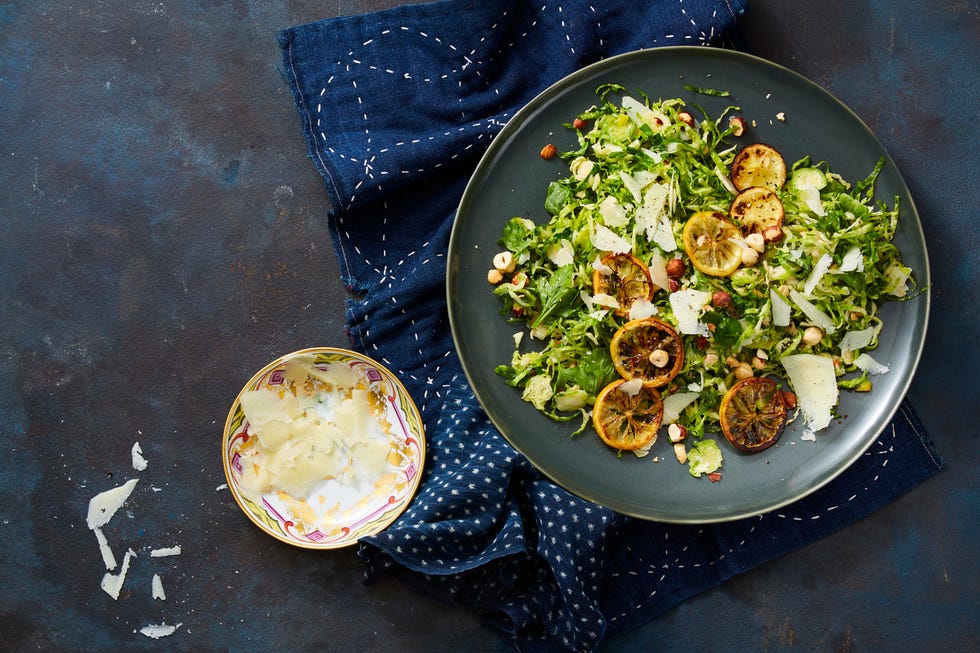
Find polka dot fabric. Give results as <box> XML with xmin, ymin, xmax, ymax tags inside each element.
<box><xmin>280</xmin><ymin>2</ymin><xmax>943</xmax><ymax>650</ymax></box>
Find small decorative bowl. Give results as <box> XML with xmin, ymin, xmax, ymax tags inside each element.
<box><xmin>222</xmin><ymin>347</ymin><xmax>425</xmax><ymax>549</ymax></box>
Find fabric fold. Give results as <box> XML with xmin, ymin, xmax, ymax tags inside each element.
<box><xmin>280</xmin><ymin>1</ymin><xmax>942</xmax><ymax>651</ymax></box>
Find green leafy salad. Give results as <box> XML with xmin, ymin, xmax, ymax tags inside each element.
<box><xmin>487</xmin><ymin>84</ymin><xmax>915</xmax><ymax>479</ymax></box>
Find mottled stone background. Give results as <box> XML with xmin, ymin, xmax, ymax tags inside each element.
<box><xmin>1</xmin><ymin>1</ymin><xmax>976</xmax><ymax>651</ymax></box>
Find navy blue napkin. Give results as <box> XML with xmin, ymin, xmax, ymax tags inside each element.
<box><xmin>280</xmin><ymin>2</ymin><xmax>944</xmax><ymax>650</ymax></box>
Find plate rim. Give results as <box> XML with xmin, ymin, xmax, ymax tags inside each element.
<box><xmin>221</xmin><ymin>346</ymin><xmax>426</xmax><ymax>548</ymax></box>
<box><xmin>446</xmin><ymin>45</ymin><xmax>930</xmax><ymax>523</ymax></box>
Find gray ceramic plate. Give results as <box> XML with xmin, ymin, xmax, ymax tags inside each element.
<box><xmin>446</xmin><ymin>47</ymin><xmax>929</xmax><ymax>523</ymax></box>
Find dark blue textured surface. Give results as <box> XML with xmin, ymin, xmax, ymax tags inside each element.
<box><xmin>280</xmin><ymin>1</ymin><xmax>944</xmax><ymax>650</ymax></box>
<box><xmin>0</xmin><ymin>1</ymin><xmax>975</xmax><ymax>652</ymax></box>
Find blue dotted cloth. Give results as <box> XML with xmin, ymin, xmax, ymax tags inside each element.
<box><xmin>279</xmin><ymin>2</ymin><xmax>944</xmax><ymax>650</ymax></box>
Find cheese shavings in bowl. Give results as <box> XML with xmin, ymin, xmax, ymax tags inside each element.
<box><xmin>222</xmin><ymin>348</ymin><xmax>425</xmax><ymax>549</ymax></box>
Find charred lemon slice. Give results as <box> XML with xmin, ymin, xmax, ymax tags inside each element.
<box><xmin>730</xmin><ymin>143</ymin><xmax>787</xmax><ymax>191</ymax></box>
<box><xmin>610</xmin><ymin>317</ymin><xmax>684</xmax><ymax>388</ymax></box>
<box><xmin>719</xmin><ymin>377</ymin><xmax>788</xmax><ymax>453</ymax></box>
<box><xmin>592</xmin><ymin>252</ymin><xmax>656</xmax><ymax>317</ymax></box>
<box><xmin>682</xmin><ymin>211</ymin><xmax>742</xmax><ymax>277</ymax></box>
<box><xmin>729</xmin><ymin>186</ymin><xmax>785</xmax><ymax>242</ymax></box>
<box><xmin>593</xmin><ymin>379</ymin><xmax>664</xmax><ymax>451</ymax></box>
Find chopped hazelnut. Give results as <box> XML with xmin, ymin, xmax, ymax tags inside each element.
<box><xmin>673</xmin><ymin>442</ymin><xmax>688</xmax><ymax>464</ymax></box>
<box><xmin>487</xmin><ymin>269</ymin><xmax>503</xmax><ymax>284</ymax></box>
<box><xmin>734</xmin><ymin>364</ymin><xmax>754</xmax><ymax>380</ymax></box>
<box><xmin>493</xmin><ymin>251</ymin><xmax>515</xmax><ymax>273</ymax></box>
<box><xmin>668</xmin><ymin>423</ymin><xmax>688</xmax><ymax>443</ymax></box>
<box><xmin>665</xmin><ymin>258</ymin><xmax>686</xmax><ymax>278</ymax></box>
<box><xmin>540</xmin><ymin>143</ymin><xmax>557</xmax><ymax>160</ymax></box>
<box><xmin>728</xmin><ymin>115</ymin><xmax>748</xmax><ymax>136</ymax></box>
<box><xmin>802</xmin><ymin>326</ymin><xmax>824</xmax><ymax>346</ymax></box>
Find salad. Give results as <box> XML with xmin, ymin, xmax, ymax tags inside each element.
<box><xmin>487</xmin><ymin>84</ymin><xmax>914</xmax><ymax>480</ymax></box>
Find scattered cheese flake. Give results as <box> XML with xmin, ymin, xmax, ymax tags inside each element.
<box><xmin>139</xmin><ymin>623</ymin><xmax>182</xmax><ymax>639</ymax></box>
<box><xmin>618</xmin><ymin>170</ymin><xmax>643</xmax><ymax>203</ymax></box>
<box><xmin>770</xmin><ymin>288</ymin><xmax>792</xmax><ymax>327</ymax></box>
<box><xmin>839</xmin><ymin>327</ymin><xmax>876</xmax><ymax>355</ymax></box>
<box><xmin>788</xmin><ymin>289</ymin><xmax>835</xmax><ymax>334</ymax></box>
<box><xmin>647</xmin><ymin>250</ymin><xmax>669</xmax><ymax>290</ymax></box>
<box><xmin>590</xmin><ymin>293</ymin><xmax>621</xmax><ymax>309</ymax></box>
<box><xmin>622</xmin><ymin>95</ymin><xmax>670</xmax><ymax>133</ymax></box>
<box><xmin>800</xmin><ymin>431</ymin><xmax>817</xmax><ymax>442</ymax></box>
<box><xmin>781</xmin><ymin>354</ymin><xmax>838</xmax><ymax>432</ymax></box>
<box><xmin>628</xmin><ymin>298</ymin><xmax>658</xmax><ymax>320</ymax></box>
<box><xmin>93</xmin><ymin>527</ymin><xmax>117</xmax><ymax>570</ymax></box>
<box><xmin>591</xmin><ymin>224</ymin><xmax>631</xmax><ymax>254</ymax></box>
<box><xmin>151</xmin><ymin>573</ymin><xmax>166</xmax><ymax>600</ymax></box>
<box><xmin>131</xmin><ymin>442</ymin><xmax>148</xmax><ymax>471</ymax></box>
<box><xmin>839</xmin><ymin>246</ymin><xmax>865</xmax><ymax>272</ymax></box>
<box><xmin>799</xmin><ymin>186</ymin><xmax>826</xmax><ymax>216</ymax></box>
<box><xmin>101</xmin><ymin>548</ymin><xmax>136</xmax><ymax>600</ymax></box>
<box><xmin>546</xmin><ymin>239</ymin><xmax>575</xmax><ymax>266</ymax></box>
<box><xmin>619</xmin><ymin>378</ymin><xmax>644</xmax><ymax>396</ymax></box>
<box><xmin>776</xmin><ymin>112</ymin><xmax>786</xmax><ymax>122</ymax></box>
<box><xmin>591</xmin><ymin>254</ymin><xmax>613</xmax><ymax>275</ymax></box>
<box><xmin>854</xmin><ymin>353</ymin><xmax>890</xmax><ymax>375</ymax></box>
<box><xmin>662</xmin><ymin>392</ymin><xmax>700</xmax><ymax>424</ymax></box>
<box><xmin>87</xmin><ymin>478</ymin><xmax>139</xmax><ymax>530</ymax></box>
<box><xmin>803</xmin><ymin>254</ymin><xmax>834</xmax><ymax>294</ymax></box>
<box><xmin>215</xmin><ymin>483</ymin><xmax>228</xmax><ymax>492</ymax></box>
<box><xmin>150</xmin><ymin>546</ymin><xmax>181</xmax><ymax>557</ymax></box>
<box><xmin>650</xmin><ymin>215</ymin><xmax>678</xmax><ymax>252</ymax></box>
<box><xmin>598</xmin><ymin>196</ymin><xmax>628</xmax><ymax>228</ymax></box>
<box><xmin>635</xmin><ymin>183</ymin><xmax>670</xmax><ymax>241</ymax></box>
<box><xmin>669</xmin><ymin>289</ymin><xmax>711</xmax><ymax>335</ymax></box>
<box><xmin>512</xmin><ymin>331</ymin><xmax>524</xmax><ymax>348</ymax></box>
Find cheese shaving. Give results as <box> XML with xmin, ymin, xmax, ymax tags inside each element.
<box><xmin>151</xmin><ymin>573</ymin><xmax>166</xmax><ymax>600</ymax></box>
<box><xmin>150</xmin><ymin>546</ymin><xmax>181</xmax><ymax>557</ymax></box>
<box><xmin>591</xmin><ymin>224</ymin><xmax>631</xmax><ymax>254</ymax></box>
<box><xmin>87</xmin><ymin>478</ymin><xmax>138</xmax><ymax>530</ymax></box>
<box><xmin>139</xmin><ymin>623</ymin><xmax>182</xmax><ymax>639</ymax></box>
<box><xmin>236</xmin><ymin>357</ymin><xmax>397</xmax><ymax>502</ymax></box>
<box><xmin>780</xmin><ymin>354</ymin><xmax>838</xmax><ymax>432</ymax></box>
<box><xmin>131</xmin><ymin>442</ymin><xmax>148</xmax><ymax>471</ymax></box>
<box><xmin>101</xmin><ymin>548</ymin><xmax>136</xmax><ymax>600</ymax></box>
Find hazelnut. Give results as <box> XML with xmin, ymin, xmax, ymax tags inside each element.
<box><xmin>511</xmin><ymin>271</ymin><xmax>528</xmax><ymax>289</ymax></box>
<box><xmin>648</xmin><ymin>349</ymin><xmax>670</xmax><ymax>368</ymax></box>
<box><xmin>487</xmin><ymin>269</ymin><xmax>503</xmax><ymax>284</ymax></box>
<box><xmin>540</xmin><ymin>143</ymin><xmax>557</xmax><ymax>160</ymax></box>
<box><xmin>673</xmin><ymin>442</ymin><xmax>688</xmax><ymax>464</ymax></box>
<box><xmin>572</xmin><ymin>118</ymin><xmax>588</xmax><ymax>130</ymax></box>
<box><xmin>744</xmin><ymin>232</ymin><xmax>766</xmax><ymax>252</ymax></box>
<box><xmin>668</xmin><ymin>423</ymin><xmax>688</xmax><ymax>443</ymax></box>
<box><xmin>677</xmin><ymin>111</ymin><xmax>695</xmax><ymax>127</ymax></box>
<box><xmin>763</xmin><ymin>225</ymin><xmax>784</xmax><ymax>243</ymax></box>
<box><xmin>711</xmin><ymin>290</ymin><xmax>732</xmax><ymax>309</ymax></box>
<box><xmin>493</xmin><ymin>251</ymin><xmax>516</xmax><ymax>273</ymax></box>
<box><xmin>802</xmin><ymin>326</ymin><xmax>824</xmax><ymax>346</ymax></box>
<box><xmin>668</xmin><ymin>278</ymin><xmax>680</xmax><ymax>293</ymax></box>
<box><xmin>781</xmin><ymin>390</ymin><xmax>798</xmax><ymax>409</ymax></box>
<box><xmin>734</xmin><ymin>364</ymin><xmax>754</xmax><ymax>380</ymax></box>
<box><xmin>703</xmin><ymin>351</ymin><xmax>719</xmax><ymax>366</ymax></box>
<box><xmin>729</xmin><ymin>115</ymin><xmax>748</xmax><ymax>136</ymax></box>
<box><xmin>740</xmin><ymin>247</ymin><xmax>759</xmax><ymax>266</ymax></box>
<box><xmin>665</xmin><ymin>258</ymin><xmax>686</xmax><ymax>278</ymax></box>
